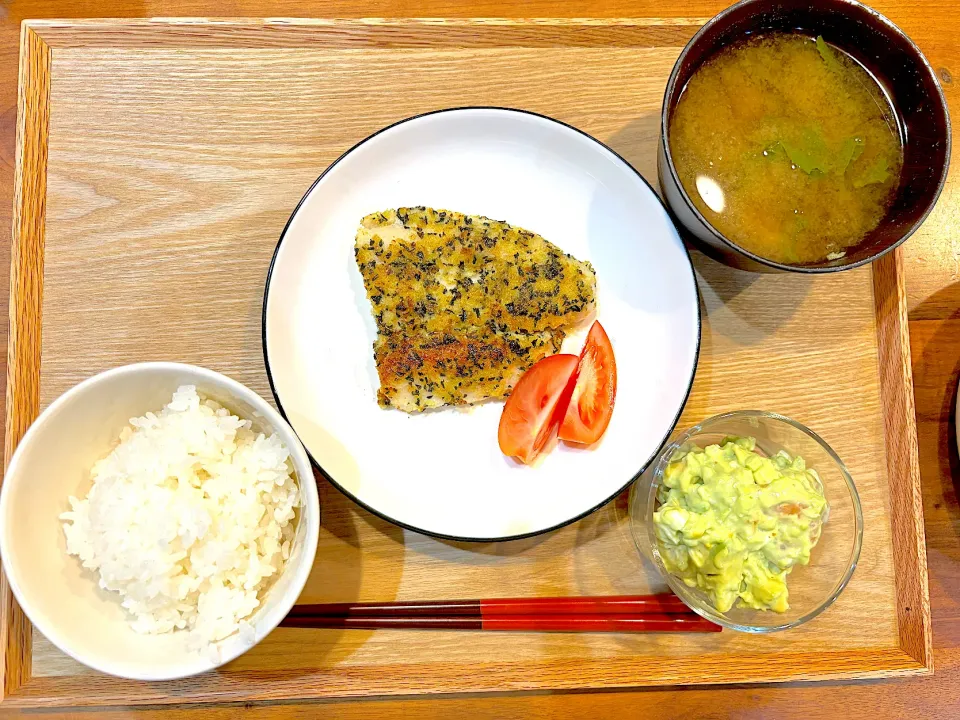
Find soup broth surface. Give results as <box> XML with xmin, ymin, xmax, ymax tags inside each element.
<box><xmin>669</xmin><ymin>33</ymin><xmax>903</xmax><ymax>265</ymax></box>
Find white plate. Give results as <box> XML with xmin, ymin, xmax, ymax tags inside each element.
<box><xmin>263</xmin><ymin>108</ymin><xmax>700</xmax><ymax>540</ymax></box>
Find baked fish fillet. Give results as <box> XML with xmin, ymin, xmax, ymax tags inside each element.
<box><xmin>355</xmin><ymin>206</ymin><xmax>597</xmax><ymax>412</ymax></box>
<box><xmin>373</xmin><ymin>330</ymin><xmax>564</xmax><ymax>411</ymax></box>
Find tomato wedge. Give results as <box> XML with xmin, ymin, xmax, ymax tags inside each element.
<box><xmin>498</xmin><ymin>354</ymin><xmax>579</xmax><ymax>464</ymax></box>
<box><xmin>559</xmin><ymin>321</ymin><xmax>617</xmax><ymax>445</ymax></box>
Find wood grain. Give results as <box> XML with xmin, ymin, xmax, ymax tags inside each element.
<box><xmin>874</xmin><ymin>249</ymin><xmax>933</xmax><ymax>670</ymax></box>
<box><xmin>0</xmin><ymin>18</ymin><xmax>926</xmax><ymax>707</ymax></box>
<box><xmin>0</xmin><ymin>22</ymin><xmax>50</xmax><ymax>703</ymax></box>
<box><xmin>0</xmin><ymin>2</ymin><xmax>954</xmax><ymax>716</ymax></box>
<box><xmin>27</xmin><ymin>17</ymin><xmax>704</xmax><ymax>48</ymax></box>
<box><xmin>0</xmin><ymin>648</ymin><xmax>931</xmax><ymax>708</ymax></box>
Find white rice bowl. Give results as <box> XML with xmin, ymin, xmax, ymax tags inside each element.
<box><xmin>60</xmin><ymin>386</ymin><xmax>300</xmax><ymax>654</ymax></box>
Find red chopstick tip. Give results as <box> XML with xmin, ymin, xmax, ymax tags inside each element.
<box><xmin>481</xmin><ymin>614</ymin><xmax>720</xmax><ymax>633</ymax></box>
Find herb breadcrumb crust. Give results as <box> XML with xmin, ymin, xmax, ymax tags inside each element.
<box><xmin>355</xmin><ymin>207</ymin><xmax>596</xmax><ymax>411</ymax></box>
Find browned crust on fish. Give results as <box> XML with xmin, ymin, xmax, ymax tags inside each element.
<box><xmin>374</xmin><ymin>329</ymin><xmax>565</xmax><ymax>411</ymax></box>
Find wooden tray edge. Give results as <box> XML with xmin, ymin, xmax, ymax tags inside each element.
<box><xmin>25</xmin><ymin>17</ymin><xmax>702</xmax><ymax>50</ymax></box>
<box><xmin>0</xmin><ymin>23</ymin><xmax>51</xmax><ymax>703</ymax></box>
<box><xmin>0</xmin><ymin>18</ymin><xmax>933</xmax><ymax>706</ymax></box>
<box><xmin>872</xmin><ymin>249</ymin><xmax>934</xmax><ymax>672</ymax></box>
<box><xmin>3</xmin><ymin>649</ymin><xmax>930</xmax><ymax>708</ymax></box>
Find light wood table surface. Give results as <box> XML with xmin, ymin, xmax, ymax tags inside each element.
<box><xmin>0</xmin><ymin>1</ymin><xmax>957</xmax><ymax>717</ymax></box>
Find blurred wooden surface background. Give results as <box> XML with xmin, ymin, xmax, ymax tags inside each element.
<box><xmin>0</xmin><ymin>0</ymin><xmax>957</xmax><ymax>718</ymax></box>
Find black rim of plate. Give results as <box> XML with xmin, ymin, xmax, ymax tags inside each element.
<box><xmin>261</xmin><ymin>106</ymin><xmax>703</xmax><ymax>542</ymax></box>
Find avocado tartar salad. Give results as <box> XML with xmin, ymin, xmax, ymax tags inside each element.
<box><xmin>653</xmin><ymin>436</ymin><xmax>828</xmax><ymax>613</ymax></box>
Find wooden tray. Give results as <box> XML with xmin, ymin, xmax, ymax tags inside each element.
<box><xmin>1</xmin><ymin>18</ymin><xmax>931</xmax><ymax>707</ymax></box>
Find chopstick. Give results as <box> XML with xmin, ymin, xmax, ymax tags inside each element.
<box><xmin>286</xmin><ymin>593</ymin><xmax>691</xmax><ymax>618</ymax></box>
<box><xmin>282</xmin><ymin>614</ymin><xmax>720</xmax><ymax>632</ymax></box>
<box><xmin>280</xmin><ymin>594</ymin><xmax>721</xmax><ymax>633</ymax></box>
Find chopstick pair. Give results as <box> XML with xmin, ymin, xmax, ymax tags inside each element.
<box><xmin>281</xmin><ymin>593</ymin><xmax>721</xmax><ymax>633</ymax></box>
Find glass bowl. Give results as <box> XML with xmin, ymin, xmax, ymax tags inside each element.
<box><xmin>629</xmin><ymin>410</ymin><xmax>863</xmax><ymax>632</ymax></box>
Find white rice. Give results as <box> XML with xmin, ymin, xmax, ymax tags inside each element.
<box><xmin>60</xmin><ymin>386</ymin><xmax>300</xmax><ymax>651</ymax></box>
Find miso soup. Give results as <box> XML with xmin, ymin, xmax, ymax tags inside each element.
<box><xmin>668</xmin><ymin>33</ymin><xmax>903</xmax><ymax>265</ymax></box>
